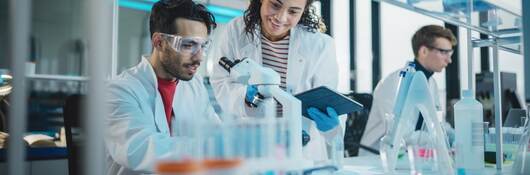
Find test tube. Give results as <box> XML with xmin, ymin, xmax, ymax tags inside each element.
<box><xmin>483</xmin><ymin>122</ymin><xmax>490</xmax><ymax>147</ymax></box>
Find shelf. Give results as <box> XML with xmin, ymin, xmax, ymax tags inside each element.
<box><xmin>472</xmin><ymin>36</ymin><xmax>521</xmax><ymax>54</ymax></box>
<box><xmin>27</xmin><ymin>74</ymin><xmax>88</xmax><ymax>81</ymax></box>
<box><xmin>376</xmin><ymin>0</ymin><xmax>522</xmax><ymax>40</ymax></box>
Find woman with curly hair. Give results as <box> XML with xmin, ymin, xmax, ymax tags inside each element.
<box><xmin>209</xmin><ymin>0</ymin><xmax>341</xmax><ymax>163</ymax></box>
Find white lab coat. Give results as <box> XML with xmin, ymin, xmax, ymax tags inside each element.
<box><xmin>105</xmin><ymin>56</ymin><xmax>219</xmax><ymax>175</ymax></box>
<box><xmin>208</xmin><ymin>17</ymin><xmax>341</xmax><ymax>162</ymax></box>
<box><xmin>360</xmin><ymin>68</ymin><xmax>441</xmax><ymax>155</ymax></box>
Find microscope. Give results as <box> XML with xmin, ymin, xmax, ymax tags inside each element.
<box><xmin>218</xmin><ymin>57</ymin><xmax>304</xmax><ymax>160</ymax></box>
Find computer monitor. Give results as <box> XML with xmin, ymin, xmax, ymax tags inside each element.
<box><xmin>476</xmin><ymin>72</ymin><xmax>523</xmax><ymax>127</ymax></box>
<box><xmin>504</xmin><ymin>109</ymin><xmax>526</xmax><ymax>128</ymax></box>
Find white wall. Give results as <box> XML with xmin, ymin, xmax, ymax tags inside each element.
<box><xmin>117</xmin><ymin>7</ymin><xmax>150</xmax><ymax>73</ymax></box>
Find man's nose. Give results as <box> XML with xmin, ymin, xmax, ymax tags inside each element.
<box><xmin>192</xmin><ymin>49</ymin><xmax>204</xmax><ymax>62</ymax></box>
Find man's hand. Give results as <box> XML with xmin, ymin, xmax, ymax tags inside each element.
<box><xmin>307</xmin><ymin>107</ymin><xmax>339</xmax><ymax>132</ymax></box>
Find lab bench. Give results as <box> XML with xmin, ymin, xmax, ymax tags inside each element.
<box><xmin>0</xmin><ymin>147</ymin><xmax>68</xmax><ymax>175</ymax></box>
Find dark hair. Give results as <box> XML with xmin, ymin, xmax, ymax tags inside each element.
<box><xmin>411</xmin><ymin>25</ymin><xmax>457</xmax><ymax>57</ymax></box>
<box><xmin>243</xmin><ymin>0</ymin><xmax>323</xmax><ymax>39</ymax></box>
<box><xmin>149</xmin><ymin>0</ymin><xmax>216</xmax><ymax>38</ymax></box>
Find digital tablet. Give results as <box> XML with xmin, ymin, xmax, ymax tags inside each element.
<box><xmin>294</xmin><ymin>86</ymin><xmax>364</xmax><ymax>118</ymax></box>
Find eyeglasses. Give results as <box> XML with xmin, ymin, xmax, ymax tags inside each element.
<box><xmin>160</xmin><ymin>33</ymin><xmax>210</xmax><ymax>56</ymax></box>
<box><xmin>426</xmin><ymin>45</ymin><xmax>454</xmax><ymax>56</ymax></box>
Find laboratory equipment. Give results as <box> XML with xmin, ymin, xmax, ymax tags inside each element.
<box><xmin>202</xmin><ymin>159</ymin><xmax>243</xmax><ymax>175</ymax></box>
<box><xmin>154</xmin><ymin>57</ymin><xmax>311</xmax><ymax>174</ymax></box>
<box><xmin>476</xmin><ymin>72</ymin><xmax>521</xmax><ymax>127</ymax></box>
<box><xmin>0</xmin><ymin>69</ymin><xmax>13</xmax><ymax>99</ymax></box>
<box><xmin>512</xmin><ymin>115</ymin><xmax>530</xmax><ymax>175</ymax></box>
<box><xmin>454</xmin><ymin>90</ymin><xmax>485</xmax><ymax>174</ymax></box>
<box><xmin>379</xmin><ymin>63</ymin><xmax>454</xmax><ymax>175</ymax></box>
<box><xmin>0</xmin><ymin>69</ymin><xmax>12</xmax><ymax>132</ymax></box>
<box><xmin>484</xmin><ymin>126</ymin><xmax>523</xmax><ymax>162</ymax></box>
<box><xmin>171</xmin><ymin>101</ymin><xmax>308</xmax><ymax>174</ymax></box>
<box><xmin>406</xmin><ymin>130</ymin><xmax>439</xmax><ymax>174</ymax></box>
<box><xmin>157</xmin><ymin>160</ymin><xmax>205</xmax><ymax>175</ymax></box>
<box><xmin>218</xmin><ymin>57</ymin><xmax>303</xmax><ymax>161</ymax></box>
<box><xmin>504</xmin><ymin>109</ymin><xmax>527</xmax><ymax>128</ymax></box>
<box><xmin>330</xmin><ymin>129</ymin><xmax>345</xmax><ymax>170</ymax></box>
<box><xmin>442</xmin><ymin>0</ymin><xmax>496</xmax><ymax>13</ymax></box>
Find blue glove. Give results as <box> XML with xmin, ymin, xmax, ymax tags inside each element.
<box><xmin>245</xmin><ymin>85</ymin><xmax>263</xmax><ymax>107</ymax></box>
<box><xmin>307</xmin><ymin>107</ymin><xmax>339</xmax><ymax>132</ymax></box>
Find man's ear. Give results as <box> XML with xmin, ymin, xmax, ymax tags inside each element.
<box><xmin>418</xmin><ymin>45</ymin><xmax>428</xmax><ymax>57</ymax></box>
<box><xmin>152</xmin><ymin>33</ymin><xmax>162</xmax><ymax>49</ymax></box>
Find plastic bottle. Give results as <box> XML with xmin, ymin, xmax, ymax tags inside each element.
<box><xmin>454</xmin><ymin>90</ymin><xmax>484</xmax><ymax>175</ymax></box>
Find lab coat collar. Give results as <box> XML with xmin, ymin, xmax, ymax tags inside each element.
<box><xmin>138</xmin><ymin>55</ymin><xmax>172</xmax><ymax>134</ymax></box>
<box><xmin>286</xmin><ymin>27</ymin><xmax>304</xmax><ymax>93</ymax></box>
<box><xmin>139</xmin><ymin>55</ymin><xmax>159</xmax><ymax>90</ymax></box>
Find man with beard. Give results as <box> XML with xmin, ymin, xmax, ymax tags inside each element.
<box><xmin>105</xmin><ymin>0</ymin><xmax>218</xmax><ymax>174</ymax></box>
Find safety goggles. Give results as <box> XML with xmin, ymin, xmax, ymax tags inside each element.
<box><xmin>426</xmin><ymin>45</ymin><xmax>454</xmax><ymax>56</ymax></box>
<box><xmin>160</xmin><ymin>33</ymin><xmax>210</xmax><ymax>56</ymax></box>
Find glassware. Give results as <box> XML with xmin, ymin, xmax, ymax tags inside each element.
<box><xmin>406</xmin><ymin>129</ymin><xmax>439</xmax><ymax>174</ymax></box>
<box><xmin>512</xmin><ymin>115</ymin><xmax>530</xmax><ymax>175</ymax></box>
<box><xmin>330</xmin><ymin>130</ymin><xmax>344</xmax><ymax>170</ymax></box>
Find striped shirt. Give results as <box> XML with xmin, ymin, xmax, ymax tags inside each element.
<box><xmin>261</xmin><ymin>34</ymin><xmax>289</xmax><ymax>115</ymax></box>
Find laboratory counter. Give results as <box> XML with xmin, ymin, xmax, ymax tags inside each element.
<box><xmin>340</xmin><ymin>156</ymin><xmax>513</xmax><ymax>175</ymax></box>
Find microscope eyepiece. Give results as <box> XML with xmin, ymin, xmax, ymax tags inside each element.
<box><xmin>218</xmin><ymin>57</ymin><xmax>235</xmax><ymax>72</ymax></box>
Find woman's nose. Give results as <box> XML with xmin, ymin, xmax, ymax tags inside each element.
<box><xmin>274</xmin><ymin>10</ymin><xmax>288</xmax><ymax>23</ymax></box>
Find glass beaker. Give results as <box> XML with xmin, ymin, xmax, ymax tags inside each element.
<box><xmin>406</xmin><ymin>130</ymin><xmax>439</xmax><ymax>175</ymax></box>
